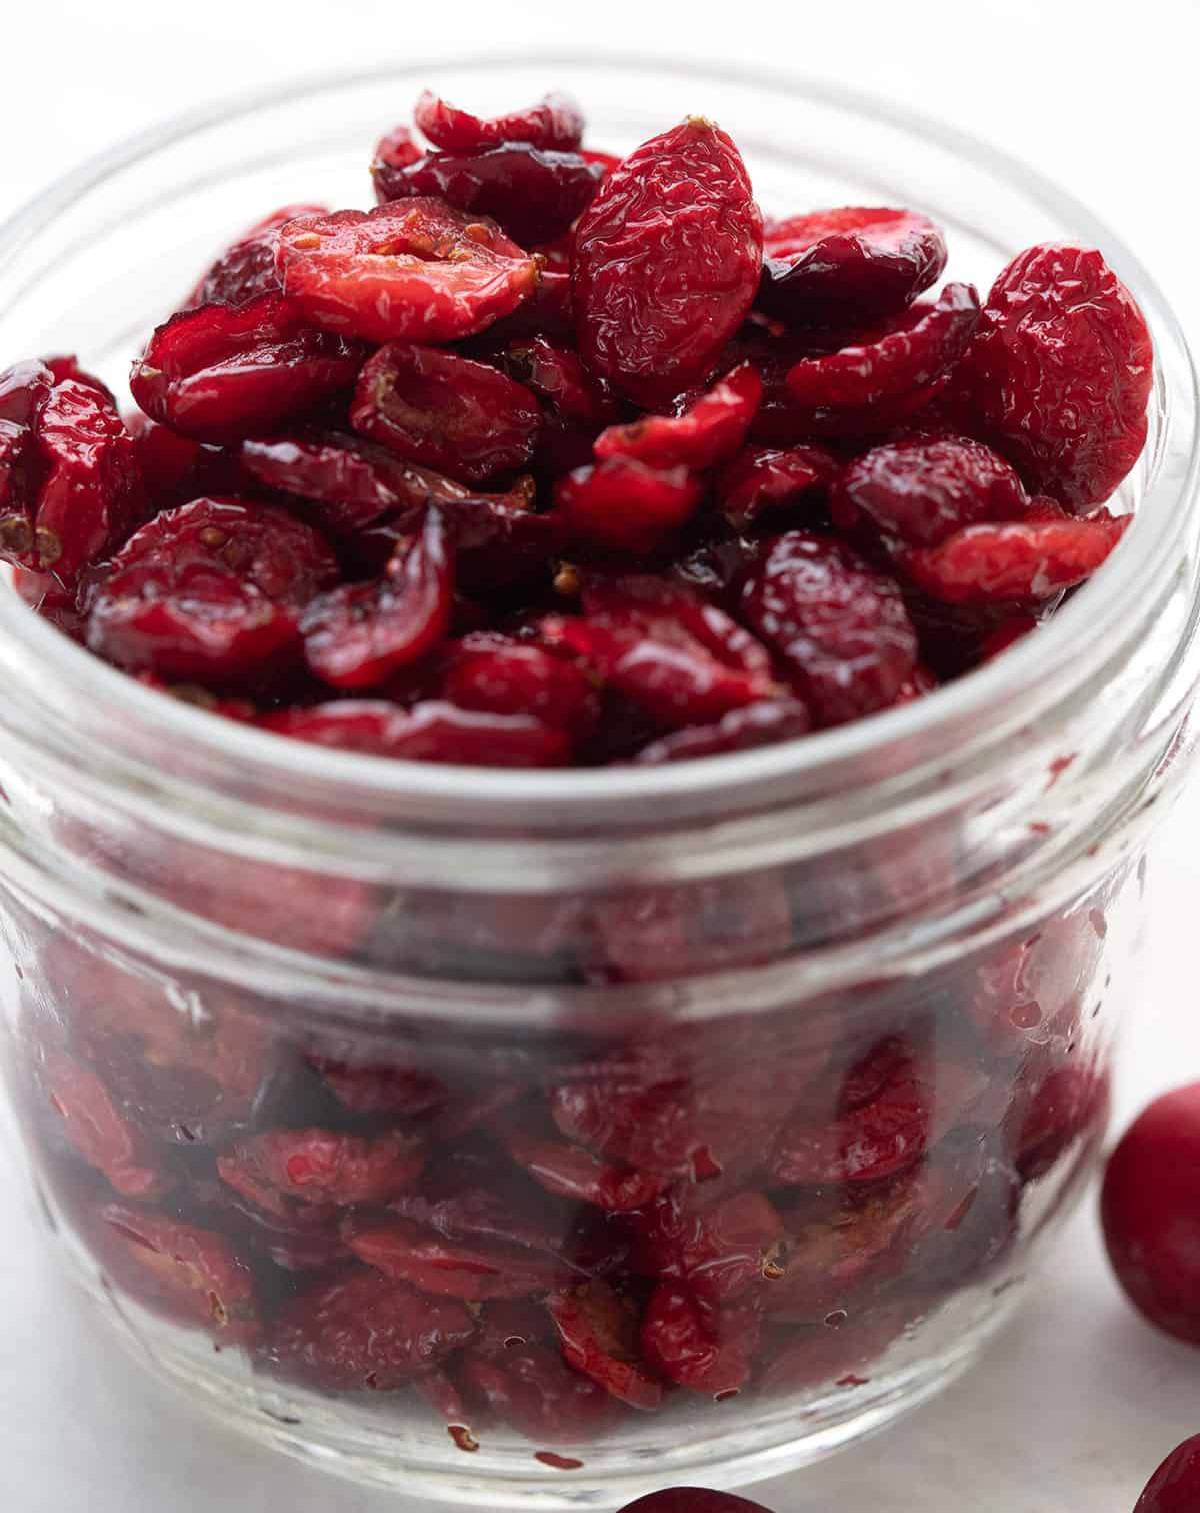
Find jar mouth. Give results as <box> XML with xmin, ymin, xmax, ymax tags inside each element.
<box><xmin>0</xmin><ymin>53</ymin><xmax>1197</xmax><ymax>836</ymax></box>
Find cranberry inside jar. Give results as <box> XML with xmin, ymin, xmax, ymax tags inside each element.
<box><xmin>0</xmin><ymin>64</ymin><xmax>1195</xmax><ymax>1510</ymax></box>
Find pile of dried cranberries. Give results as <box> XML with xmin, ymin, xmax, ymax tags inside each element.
<box><xmin>0</xmin><ymin>88</ymin><xmax>1152</xmax><ymax>768</ymax></box>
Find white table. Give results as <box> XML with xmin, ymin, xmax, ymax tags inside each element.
<box><xmin>3</xmin><ymin>3</ymin><xmax>1200</xmax><ymax>1508</ymax></box>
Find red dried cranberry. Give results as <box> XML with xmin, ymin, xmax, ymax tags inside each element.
<box><xmin>218</xmin><ymin>1127</ymin><xmax>426</xmax><ymax>1214</ymax></box>
<box><xmin>739</xmin><ymin>531</ymin><xmax>918</xmax><ymax>726</ymax></box>
<box><xmin>759</xmin><ymin>207</ymin><xmax>947</xmax><ymax>324</ymax></box>
<box><xmin>594</xmin><ymin>364</ymin><xmax>762</xmax><ymax>471</ymax></box>
<box><xmin>99</xmin><ymin>1205</ymin><xmax>257</xmax><ymax>1339</ymax></box>
<box><xmin>1102</xmin><ymin>1084</ymin><xmax>1200</xmax><ymax>1345</ymax></box>
<box><xmin>631</xmin><ymin>699</ymin><xmax>811</xmax><ymax>762</ymax></box>
<box><xmin>573</xmin><ymin>118</ymin><xmax>763</xmax><ymax>407</ymax></box>
<box><xmin>962</xmin><ymin>243</ymin><xmax>1153</xmax><ymax>510</ymax></box>
<box><xmin>717</xmin><ymin>443</ymin><xmax>839</xmax><ymax>530</ymax></box>
<box><xmin>555</xmin><ymin>458</ymin><xmax>703</xmax><ymax>554</ymax></box>
<box><xmin>373</xmin><ymin>124</ymin><xmax>422</xmax><ymax>170</ymax></box>
<box><xmin>130</xmin><ymin>293</ymin><xmax>366</xmax><ymax>441</ymax></box>
<box><xmin>187</xmin><ymin>203</ymin><xmax>327</xmax><ymax>309</ymax></box>
<box><xmin>902</xmin><ymin>510</ymin><xmax>1130</xmax><ymax>605</ymax></box>
<box><xmin>552</xmin><ymin>574</ymin><xmax>777</xmax><ymax>728</ymax></box>
<box><xmin>269</xmin><ymin>1266</ymin><xmax>475</xmax><ymax>1390</ymax></box>
<box><xmin>627</xmin><ymin>1190</ymin><xmax>786</xmax><ymax>1305</ymax></box>
<box><xmin>375</xmin><ymin>144</ymin><xmax>603</xmax><ymax>249</ymax></box>
<box><xmin>499</xmin><ymin>335</ymin><xmax>617</xmax><ymax>474</ymax></box>
<box><xmin>276</xmin><ymin>201</ymin><xmax>538</xmax><ymax>343</ymax></box>
<box><xmin>463</xmin><ymin>1343</ymin><xmax>621</xmax><ymax>1444</ymax></box>
<box><xmin>618</xmin><ymin>1495</ymin><xmax>774</xmax><ymax>1513</ymax></box>
<box><xmin>1134</xmin><ymin>1437</ymin><xmax>1200</xmax><ymax>1513</ymax></box>
<box><xmin>351</xmin><ymin>343</ymin><xmax>541</xmax><ymax>485</ymax></box>
<box><xmin>641</xmin><ymin>1283</ymin><xmax>759</xmax><ymax>1397</ymax></box>
<box><xmin>308</xmin><ymin>1055</ymin><xmax>446</xmax><ymax>1118</ymax></box>
<box><xmin>548</xmin><ymin>1282</ymin><xmax>664</xmax><ymax>1410</ymax></box>
<box><xmin>1010</xmin><ymin>1060</ymin><xmax>1109</xmax><ymax>1180</ymax></box>
<box><xmin>414</xmin><ymin>90</ymin><xmax>585</xmax><ymax>152</ymax></box>
<box><xmin>500</xmin><ymin>1126</ymin><xmax>666</xmax><ymax>1213</ymax></box>
<box><xmin>832</xmin><ymin>434</ymin><xmax>1029</xmax><ymax>549</ymax></box>
<box><xmin>86</xmin><ymin>497</ymin><xmax>338</xmax><ymax>686</ymax></box>
<box><xmin>784</xmin><ymin>283</ymin><xmax>980</xmax><ymax>415</ymax></box>
<box><xmin>41</xmin><ymin>1050</ymin><xmax>164</xmax><ymax>1198</ymax></box>
<box><xmin>302</xmin><ymin>508</ymin><xmax>453</xmax><ymax>689</ymax></box>
<box><xmin>348</xmin><ymin>1217</ymin><xmax>562</xmax><ymax>1301</ymax></box>
<box><xmin>439</xmin><ymin>632</ymin><xmax>600</xmax><ymax>744</ymax></box>
<box><xmin>980</xmin><ymin>613</ymin><xmax>1038</xmax><ymax>659</ymax></box>
<box><xmin>262</xmin><ymin>699</ymin><xmax>571</xmax><ymax>766</ymax></box>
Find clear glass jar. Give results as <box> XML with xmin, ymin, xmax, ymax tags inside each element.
<box><xmin>0</xmin><ymin>58</ymin><xmax>1197</xmax><ymax>1511</ymax></box>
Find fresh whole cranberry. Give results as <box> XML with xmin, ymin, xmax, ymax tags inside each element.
<box><xmin>1134</xmin><ymin>1437</ymin><xmax>1200</xmax><ymax>1513</ymax></box>
<box><xmin>618</xmin><ymin>1492</ymin><xmax>776</xmax><ymax>1513</ymax></box>
<box><xmin>1102</xmin><ymin>1083</ymin><xmax>1200</xmax><ymax>1345</ymax></box>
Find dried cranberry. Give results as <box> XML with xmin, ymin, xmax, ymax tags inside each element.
<box><xmin>463</xmin><ymin>1343</ymin><xmax>621</xmax><ymax>1444</ymax></box>
<box><xmin>86</xmin><ymin>497</ymin><xmax>338</xmax><ymax>686</ymax></box>
<box><xmin>548</xmin><ymin>1282</ymin><xmax>663</xmax><ymax>1410</ymax></box>
<box><xmin>439</xmin><ymin>632</ymin><xmax>599</xmax><ymax>743</ymax></box>
<box><xmin>980</xmin><ymin>613</ymin><xmax>1038</xmax><ymax>659</ymax></box>
<box><xmin>375</xmin><ymin>144</ymin><xmax>603</xmax><ymax>248</ymax></box>
<box><xmin>276</xmin><ymin>201</ymin><xmax>538</xmax><ymax>344</ymax></box>
<box><xmin>351</xmin><ymin>343</ymin><xmax>541</xmax><ymax>485</ymax></box>
<box><xmin>962</xmin><ymin>243</ymin><xmax>1152</xmax><ymax>510</ymax></box>
<box><xmin>348</xmin><ymin>1217</ymin><xmax>562</xmax><ymax>1301</ymax></box>
<box><xmin>130</xmin><ymin>293</ymin><xmax>366</xmax><ymax>441</ymax></box>
<box><xmin>641</xmin><ymin>1284</ymin><xmax>759</xmax><ymax>1397</ymax></box>
<box><xmin>717</xmin><ymin>443</ymin><xmax>839</xmax><ymax>530</ymax></box>
<box><xmin>500</xmin><ymin>335</ymin><xmax>617</xmax><ymax>475</ymax></box>
<box><xmin>1010</xmin><ymin>1060</ymin><xmax>1109</xmax><ymax>1180</ymax></box>
<box><xmin>187</xmin><ymin>203</ymin><xmax>328</xmax><ymax>309</ymax></box>
<box><xmin>269</xmin><ymin>1266</ymin><xmax>475</xmax><ymax>1391</ymax></box>
<box><xmin>308</xmin><ymin>1055</ymin><xmax>446</xmax><ymax>1118</ymax></box>
<box><xmin>262</xmin><ymin>699</ymin><xmax>571</xmax><ymax>766</ymax></box>
<box><xmin>555</xmin><ymin>458</ymin><xmax>703</xmax><ymax>554</ymax></box>
<box><xmin>414</xmin><ymin>90</ymin><xmax>585</xmax><ymax>152</ymax></box>
<box><xmin>218</xmin><ymin>1127</ymin><xmax>426</xmax><ymax>1214</ymax></box>
<box><xmin>627</xmin><ymin>1189</ymin><xmax>786</xmax><ymax>1305</ymax></box>
<box><xmin>631</xmin><ymin>699</ymin><xmax>811</xmax><ymax>762</ymax></box>
<box><xmin>1134</xmin><ymin>1437</ymin><xmax>1200</xmax><ymax>1513</ymax></box>
<box><xmin>902</xmin><ymin>510</ymin><xmax>1130</xmax><ymax>605</ymax></box>
<box><xmin>41</xmin><ymin>1050</ymin><xmax>164</xmax><ymax>1198</ymax></box>
<box><xmin>573</xmin><ymin>118</ymin><xmax>763</xmax><ymax>407</ymax></box>
<box><xmin>759</xmin><ymin>207</ymin><xmax>947</xmax><ymax>324</ymax></box>
<box><xmin>1101</xmin><ymin>1084</ymin><xmax>1200</xmax><ymax>1345</ymax></box>
<box><xmin>302</xmin><ymin>508</ymin><xmax>453</xmax><ymax>689</ymax></box>
<box><xmin>618</xmin><ymin>1494</ymin><xmax>774</xmax><ymax>1513</ymax></box>
<box><xmin>552</xmin><ymin>575</ymin><xmax>777</xmax><ymax>728</ymax></box>
<box><xmin>784</xmin><ymin>283</ymin><xmax>980</xmax><ymax>415</ymax></box>
<box><xmin>500</xmin><ymin>1126</ymin><xmax>665</xmax><ymax>1213</ymax></box>
<box><xmin>739</xmin><ymin>531</ymin><xmax>918</xmax><ymax>726</ymax></box>
<box><xmin>594</xmin><ymin>364</ymin><xmax>762</xmax><ymax>470</ymax></box>
<box><xmin>373</xmin><ymin>125</ymin><xmax>422</xmax><ymax>170</ymax></box>
<box><xmin>833</xmin><ymin>434</ymin><xmax>1029</xmax><ymax>549</ymax></box>
<box><xmin>99</xmin><ymin>1205</ymin><xmax>257</xmax><ymax>1338</ymax></box>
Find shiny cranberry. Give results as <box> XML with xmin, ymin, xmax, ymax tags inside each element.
<box><xmin>1134</xmin><ymin>1437</ymin><xmax>1200</xmax><ymax>1513</ymax></box>
<box><xmin>618</xmin><ymin>1493</ymin><xmax>775</xmax><ymax>1513</ymax></box>
<box><xmin>1102</xmin><ymin>1084</ymin><xmax>1200</xmax><ymax>1345</ymax></box>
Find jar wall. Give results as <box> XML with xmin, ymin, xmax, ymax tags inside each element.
<box><xmin>0</xmin><ymin>849</ymin><xmax>1137</xmax><ymax>1506</ymax></box>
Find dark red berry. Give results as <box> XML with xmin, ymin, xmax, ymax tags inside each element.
<box><xmin>717</xmin><ymin>442</ymin><xmax>839</xmax><ymax>530</ymax></box>
<box><xmin>439</xmin><ymin>631</ymin><xmax>599</xmax><ymax>744</ymax></box>
<box><xmin>414</xmin><ymin>90</ymin><xmax>585</xmax><ymax>152</ymax></box>
<box><xmin>42</xmin><ymin>1050</ymin><xmax>164</xmax><ymax>1199</ymax></box>
<box><xmin>555</xmin><ymin>458</ymin><xmax>703</xmax><ymax>554</ymax></box>
<box><xmin>186</xmin><ymin>203</ymin><xmax>327</xmax><ymax>309</ymax></box>
<box><xmin>276</xmin><ymin>200</ymin><xmax>538</xmax><ymax>344</ymax></box>
<box><xmin>631</xmin><ymin>699</ymin><xmax>811</xmax><ymax>762</ymax></box>
<box><xmin>351</xmin><ymin>342</ymin><xmax>541</xmax><ymax>485</ymax></box>
<box><xmin>1133</xmin><ymin>1437</ymin><xmax>1200</xmax><ymax>1513</ymax></box>
<box><xmin>618</xmin><ymin>1491</ymin><xmax>774</xmax><ymax>1513</ymax></box>
<box><xmin>463</xmin><ymin>1343</ymin><xmax>621</xmax><ymax>1444</ymax></box>
<box><xmin>641</xmin><ymin>1283</ymin><xmax>759</xmax><ymax>1397</ymax></box>
<box><xmin>759</xmin><ymin>206</ymin><xmax>947</xmax><ymax>324</ymax></box>
<box><xmin>573</xmin><ymin>118</ymin><xmax>763</xmax><ymax>407</ymax></box>
<box><xmin>1102</xmin><ymin>1084</ymin><xmax>1200</xmax><ymax>1346</ymax></box>
<box><xmin>99</xmin><ymin>1206</ymin><xmax>257</xmax><ymax>1339</ymax></box>
<box><xmin>594</xmin><ymin>364</ymin><xmax>762</xmax><ymax>471</ymax></box>
<box><xmin>218</xmin><ymin>1127</ymin><xmax>427</xmax><ymax>1215</ymax></box>
<box><xmin>262</xmin><ymin>699</ymin><xmax>571</xmax><ymax>766</ymax></box>
<box><xmin>130</xmin><ymin>293</ymin><xmax>366</xmax><ymax>441</ymax></box>
<box><xmin>739</xmin><ymin>531</ymin><xmax>918</xmax><ymax>726</ymax></box>
<box><xmin>548</xmin><ymin>1282</ymin><xmax>664</xmax><ymax>1410</ymax></box>
<box><xmin>962</xmin><ymin>243</ymin><xmax>1153</xmax><ymax>510</ymax></box>
<box><xmin>348</xmin><ymin>1217</ymin><xmax>562</xmax><ymax>1301</ymax></box>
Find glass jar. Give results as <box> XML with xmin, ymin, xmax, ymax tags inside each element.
<box><xmin>0</xmin><ymin>58</ymin><xmax>1197</xmax><ymax>1511</ymax></box>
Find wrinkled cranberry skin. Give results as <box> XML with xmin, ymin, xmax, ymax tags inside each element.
<box><xmin>262</xmin><ymin>699</ymin><xmax>571</xmax><ymax>766</ymax></box>
<box><xmin>759</xmin><ymin>206</ymin><xmax>948</xmax><ymax>324</ymax></box>
<box><xmin>1134</xmin><ymin>1437</ymin><xmax>1200</xmax><ymax>1513</ymax></box>
<box><xmin>414</xmin><ymin>90</ymin><xmax>585</xmax><ymax>152</ymax></box>
<box><xmin>374</xmin><ymin>144</ymin><xmax>603</xmax><ymax>249</ymax></box>
<box><xmin>717</xmin><ymin>443</ymin><xmax>838</xmax><ymax>530</ymax></box>
<box><xmin>1101</xmin><ymin>1084</ymin><xmax>1200</xmax><ymax>1346</ymax></box>
<box><xmin>963</xmin><ymin>243</ymin><xmax>1153</xmax><ymax>511</ymax></box>
<box><xmin>556</xmin><ymin>459</ymin><xmax>703</xmax><ymax>555</ymax></box>
<box><xmin>594</xmin><ymin>364</ymin><xmax>762</xmax><ymax>471</ymax></box>
<box><xmin>739</xmin><ymin>531</ymin><xmax>918</xmax><ymax>726</ymax></box>
<box><xmin>573</xmin><ymin>119</ymin><xmax>763</xmax><ymax>407</ymax></box>
<box><xmin>276</xmin><ymin>201</ymin><xmax>538</xmax><ymax>344</ymax></box>
<box><xmin>186</xmin><ymin>203</ymin><xmax>327</xmax><ymax>309</ymax></box>
<box><xmin>130</xmin><ymin>294</ymin><xmax>366</xmax><ymax>442</ymax></box>
<box><xmin>351</xmin><ymin>343</ymin><xmax>541</xmax><ymax>485</ymax></box>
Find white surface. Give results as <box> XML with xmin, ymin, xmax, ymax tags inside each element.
<box><xmin>3</xmin><ymin>2</ymin><xmax>1200</xmax><ymax>1508</ymax></box>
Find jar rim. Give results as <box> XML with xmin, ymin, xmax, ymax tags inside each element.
<box><xmin>1</xmin><ymin>52</ymin><xmax>1197</xmax><ymax>836</ymax></box>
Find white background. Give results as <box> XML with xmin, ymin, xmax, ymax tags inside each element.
<box><xmin>3</xmin><ymin>2</ymin><xmax>1200</xmax><ymax>1509</ymax></box>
